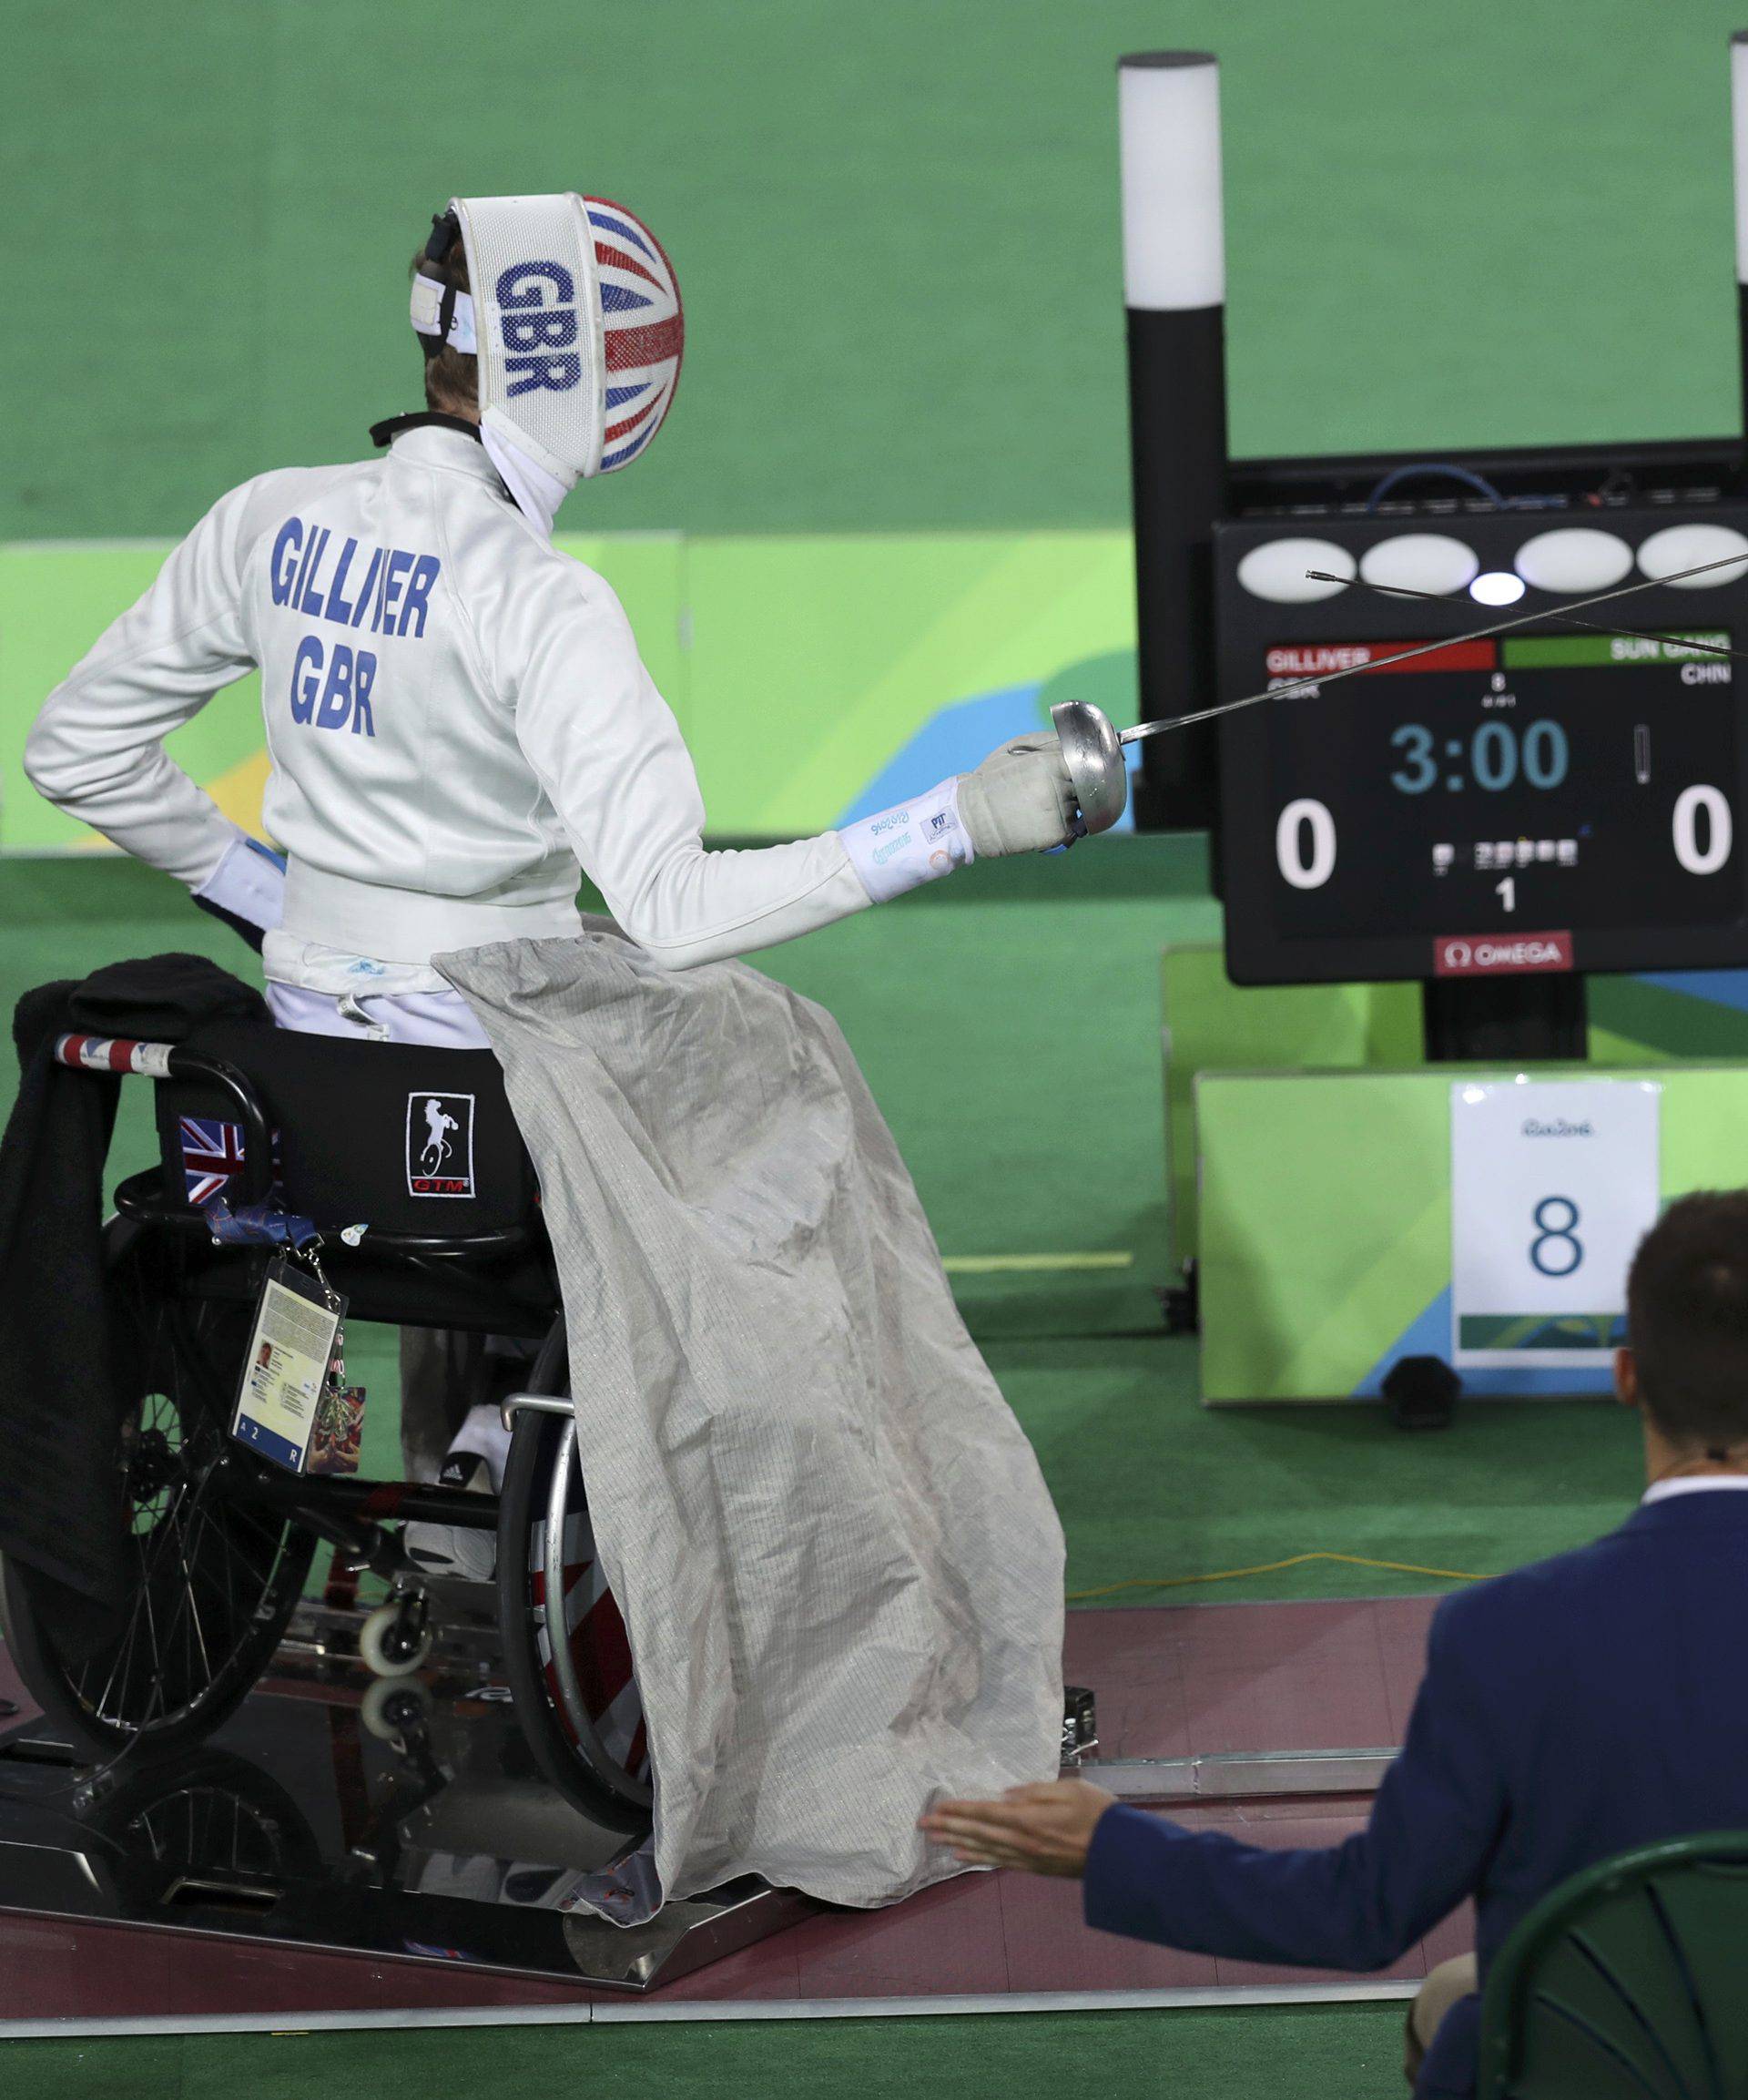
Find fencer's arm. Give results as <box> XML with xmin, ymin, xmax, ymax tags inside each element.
<box><xmin>509</xmin><ymin>569</ymin><xmax>1079</xmax><ymax>972</ymax></box>
<box><xmin>508</xmin><ymin>570</ymin><xmax>907</xmax><ymax>970</ymax></box>
<box><xmin>24</xmin><ymin>484</ymin><xmax>279</xmax><ymax>923</ymax></box>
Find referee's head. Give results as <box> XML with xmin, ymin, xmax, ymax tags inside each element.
<box><xmin>1623</xmin><ymin>1191</ymin><xmax>1748</xmax><ymax>1459</ymax></box>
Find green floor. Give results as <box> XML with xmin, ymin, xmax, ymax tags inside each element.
<box><xmin>0</xmin><ymin>851</ymin><xmax>1639</xmax><ymax>2096</ymax></box>
<box><xmin>4</xmin><ymin>2002</ymin><xmax>1415</xmax><ymax>2100</ymax></box>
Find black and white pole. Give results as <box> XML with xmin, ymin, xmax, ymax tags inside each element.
<box><xmin>1733</xmin><ymin>31</ymin><xmax>1748</xmax><ymax>468</ymax></box>
<box><xmin>1118</xmin><ymin>51</ymin><xmax>1230</xmax><ymax>830</ymax></box>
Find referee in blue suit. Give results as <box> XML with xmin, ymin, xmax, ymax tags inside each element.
<box><xmin>923</xmin><ymin>1190</ymin><xmax>1748</xmax><ymax>2097</ymax></box>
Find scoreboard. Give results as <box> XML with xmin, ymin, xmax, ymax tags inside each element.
<box><xmin>1214</xmin><ymin>508</ymin><xmax>1748</xmax><ymax>985</ymax></box>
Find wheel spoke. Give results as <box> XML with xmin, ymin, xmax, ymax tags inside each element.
<box><xmin>190</xmin><ymin>1499</ymin><xmax>275</xmax><ymax>1614</ymax></box>
<box><xmin>168</xmin><ymin>1521</ymin><xmax>215</xmax><ymax>1690</ymax></box>
<box><xmin>86</xmin><ymin>1527</ymin><xmax>156</xmax><ymax>1722</ymax></box>
<box><xmin>133</xmin><ymin>1557</ymin><xmax>166</xmax><ymax>1727</ymax></box>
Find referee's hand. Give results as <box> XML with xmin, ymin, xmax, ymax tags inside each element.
<box><xmin>919</xmin><ymin>1778</ymin><xmax>1116</xmax><ymax>1878</ymax></box>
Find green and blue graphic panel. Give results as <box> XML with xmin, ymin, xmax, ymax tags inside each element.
<box><xmin>0</xmin><ymin>531</ymin><xmax>1139</xmax><ymax>853</ymax></box>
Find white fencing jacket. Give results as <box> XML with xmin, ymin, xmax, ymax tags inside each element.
<box><xmin>24</xmin><ymin>423</ymin><xmax>946</xmax><ymax>984</ymax></box>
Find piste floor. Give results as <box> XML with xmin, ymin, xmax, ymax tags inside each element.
<box><xmin>0</xmin><ymin>844</ymin><xmax>1645</xmax><ymax>2097</ymax></box>
<box><xmin>0</xmin><ymin>1595</ymin><xmax>1460</xmax><ymax>2021</ymax></box>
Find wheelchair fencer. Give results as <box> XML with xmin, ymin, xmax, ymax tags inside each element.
<box><xmin>0</xmin><ymin>1012</ymin><xmax>653</xmax><ymax>1840</ymax></box>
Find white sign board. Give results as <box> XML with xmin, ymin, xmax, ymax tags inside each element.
<box><xmin>1450</xmin><ymin>1078</ymin><xmax>1661</xmax><ymax>1371</ymax></box>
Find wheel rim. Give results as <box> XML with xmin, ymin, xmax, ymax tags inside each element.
<box><xmin>128</xmin><ymin>1782</ymin><xmax>289</xmax><ymax>1884</ymax></box>
<box><xmin>530</xmin><ymin>1418</ymin><xmax>652</xmax><ymax>1808</ymax></box>
<box><xmin>86</xmin><ymin>1748</ymin><xmax>320</xmax><ymax>1903</ymax></box>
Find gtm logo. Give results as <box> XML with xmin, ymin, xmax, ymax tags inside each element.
<box><xmin>406</xmin><ymin>1091</ymin><xmax>477</xmax><ymax>1198</ymax></box>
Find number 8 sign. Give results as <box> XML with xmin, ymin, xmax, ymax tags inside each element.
<box><xmin>1451</xmin><ymin>1080</ymin><xmax>1661</xmax><ymax>1374</ymax></box>
<box><xmin>1530</xmin><ymin>1197</ymin><xmax>1582</xmax><ymax>1278</ymax></box>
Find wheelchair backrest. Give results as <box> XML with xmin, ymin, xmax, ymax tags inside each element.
<box><xmin>154</xmin><ymin>1020</ymin><xmax>540</xmax><ymax>1235</ymax></box>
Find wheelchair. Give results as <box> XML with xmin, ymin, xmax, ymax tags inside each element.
<box><xmin>0</xmin><ymin>1014</ymin><xmax>653</xmax><ymax>1842</ymax></box>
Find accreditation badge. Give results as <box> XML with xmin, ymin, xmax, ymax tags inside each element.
<box><xmin>231</xmin><ymin>1256</ymin><xmax>347</xmax><ymax>1474</ymax></box>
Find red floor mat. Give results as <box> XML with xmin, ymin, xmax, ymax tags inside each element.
<box><xmin>0</xmin><ymin>1595</ymin><xmax>1458</xmax><ymax>2025</ymax></box>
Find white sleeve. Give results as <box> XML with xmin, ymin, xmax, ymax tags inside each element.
<box><xmin>23</xmin><ymin>482</ymin><xmax>261</xmax><ymax>887</ymax></box>
<box><xmin>510</xmin><ymin>570</ymin><xmax>875</xmax><ymax>971</ymax></box>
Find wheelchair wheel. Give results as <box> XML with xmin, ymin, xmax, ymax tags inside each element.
<box><xmin>0</xmin><ymin>1224</ymin><xmax>316</xmax><ymax>1758</ymax></box>
<box><xmin>85</xmin><ymin>1747</ymin><xmax>321</xmax><ymax>1909</ymax></box>
<box><xmin>497</xmin><ymin>1324</ymin><xmax>654</xmax><ymax>1836</ymax></box>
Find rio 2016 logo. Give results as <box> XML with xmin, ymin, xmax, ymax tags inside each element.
<box><xmin>1530</xmin><ymin>1196</ymin><xmax>1582</xmax><ymax>1277</ymax></box>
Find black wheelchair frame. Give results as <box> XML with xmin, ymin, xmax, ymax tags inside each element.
<box><xmin>0</xmin><ymin>1032</ymin><xmax>653</xmax><ymax>1838</ymax></box>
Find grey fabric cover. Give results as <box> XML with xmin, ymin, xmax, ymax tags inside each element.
<box><xmin>436</xmin><ymin>929</ymin><xmax>1064</xmax><ymax>1920</ymax></box>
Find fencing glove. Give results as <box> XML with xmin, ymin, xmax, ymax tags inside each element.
<box><xmin>956</xmin><ymin>734</ymin><xmax>1079</xmax><ymax>858</ymax></box>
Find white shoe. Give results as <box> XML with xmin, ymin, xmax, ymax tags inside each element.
<box><xmin>403</xmin><ymin>1452</ymin><xmax>497</xmax><ymax>1583</ymax></box>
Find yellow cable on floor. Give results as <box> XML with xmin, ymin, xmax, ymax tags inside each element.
<box><xmin>1066</xmin><ymin>1550</ymin><xmax>1488</xmax><ymax>1603</ymax></box>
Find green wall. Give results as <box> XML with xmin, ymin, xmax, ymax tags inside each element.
<box><xmin>8</xmin><ymin>0</ymin><xmax>1748</xmax><ymax>545</ymax></box>
<box><xmin>13</xmin><ymin>3</ymin><xmax>1748</xmax><ymax>833</ymax></box>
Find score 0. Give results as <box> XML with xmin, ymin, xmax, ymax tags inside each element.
<box><xmin>1272</xmin><ymin>770</ymin><xmax>1734</xmax><ymax>898</ymax></box>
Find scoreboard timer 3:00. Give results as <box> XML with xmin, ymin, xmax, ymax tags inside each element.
<box><xmin>1213</xmin><ymin>509</ymin><xmax>1748</xmax><ymax>984</ymax></box>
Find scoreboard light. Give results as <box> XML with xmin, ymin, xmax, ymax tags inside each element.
<box><xmin>1470</xmin><ymin>572</ymin><xmax>1526</xmax><ymax>607</ymax></box>
<box><xmin>1214</xmin><ymin>507</ymin><xmax>1748</xmax><ymax>985</ymax></box>
<box><xmin>1117</xmin><ymin>51</ymin><xmax>1230</xmax><ymax>829</ymax></box>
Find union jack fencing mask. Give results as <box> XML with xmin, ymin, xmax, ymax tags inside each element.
<box><xmin>410</xmin><ymin>193</ymin><xmax>684</xmax><ymax>490</ymax></box>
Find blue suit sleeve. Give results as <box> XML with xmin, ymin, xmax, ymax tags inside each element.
<box><xmin>1083</xmin><ymin>1597</ymin><xmax>1504</xmax><ymax>1970</ymax></box>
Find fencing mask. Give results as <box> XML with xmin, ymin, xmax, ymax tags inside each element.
<box><xmin>410</xmin><ymin>193</ymin><xmax>684</xmax><ymax>533</ymax></box>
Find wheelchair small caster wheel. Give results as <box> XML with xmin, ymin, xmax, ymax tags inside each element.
<box><xmin>360</xmin><ymin>1598</ymin><xmax>432</xmax><ymax>1678</ymax></box>
<box><xmin>361</xmin><ymin>1674</ymin><xmax>433</xmax><ymax>1744</ymax></box>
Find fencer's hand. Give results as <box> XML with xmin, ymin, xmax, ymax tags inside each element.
<box><xmin>918</xmin><ymin>1778</ymin><xmax>1116</xmax><ymax>1878</ymax></box>
<box><xmin>190</xmin><ymin>834</ymin><xmax>288</xmax><ymax>954</ymax></box>
<box><xmin>955</xmin><ymin>733</ymin><xmax>1078</xmax><ymax>857</ymax></box>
